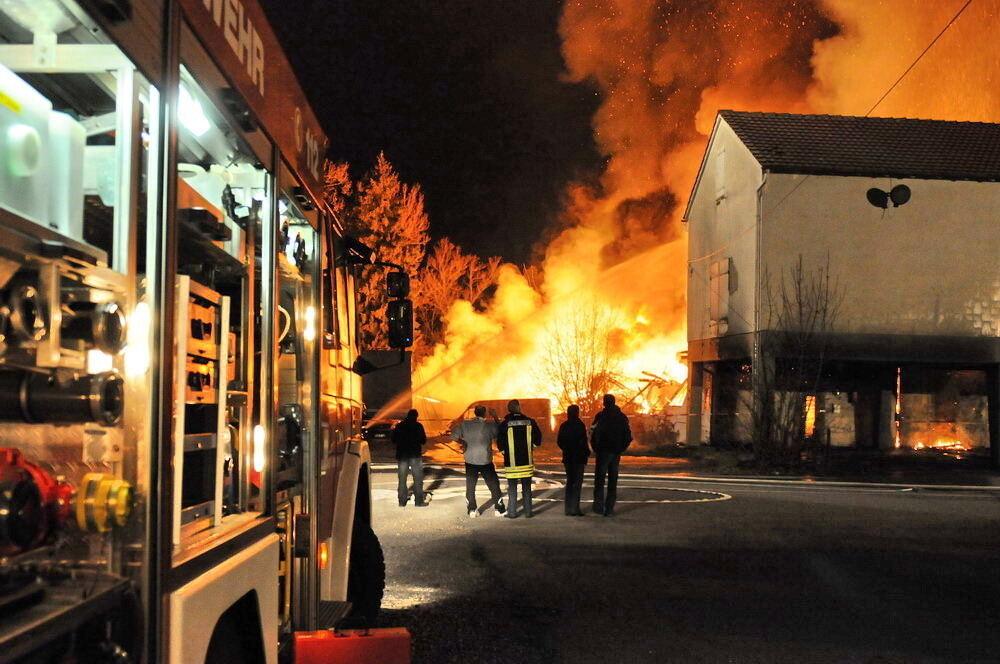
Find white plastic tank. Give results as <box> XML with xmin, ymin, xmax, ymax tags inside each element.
<box><xmin>0</xmin><ymin>62</ymin><xmax>51</xmax><ymax>224</ymax></box>
<box><xmin>48</xmin><ymin>111</ymin><xmax>85</xmax><ymax>240</ymax></box>
<box><xmin>83</xmin><ymin>145</ymin><xmax>116</xmax><ymax>207</ymax></box>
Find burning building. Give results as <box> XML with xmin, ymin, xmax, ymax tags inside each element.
<box><xmin>410</xmin><ymin>1</ymin><xmax>1000</xmax><ymax>454</ymax></box>
<box><xmin>685</xmin><ymin>111</ymin><xmax>1000</xmax><ymax>464</ymax></box>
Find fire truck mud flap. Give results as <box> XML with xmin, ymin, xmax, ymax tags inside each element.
<box><xmin>294</xmin><ymin>627</ymin><xmax>411</xmax><ymax>664</ymax></box>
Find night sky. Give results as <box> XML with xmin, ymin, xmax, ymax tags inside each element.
<box><xmin>259</xmin><ymin>0</ymin><xmax>603</xmax><ymax>266</ymax></box>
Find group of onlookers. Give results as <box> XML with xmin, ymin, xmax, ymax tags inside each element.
<box><xmin>391</xmin><ymin>395</ymin><xmax>632</xmax><ymax>518</ymax></box>
<box><xmin>557</xmin><ymin>394</ymin><xmax>632</xmax><ymax>516</ymax></box>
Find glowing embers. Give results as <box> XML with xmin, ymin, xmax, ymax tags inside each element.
<box><xmin>897</xmin><ymin>368</ymin><xmax>989</xmax><ymax>458</ymax></box>
<box><xmin>908</xmin><ymin>424</ymin><xmax>976</xmax><ymax>458</ymax></box>
<box><xmin>913</xmin><ymin>439</ymin><xmax>969</xmax><ymax>451</ymax></box>
<box><xmin>803</xmin><ymin>395</ymin><xmax>817</xmax><ymax>438</ymax></box>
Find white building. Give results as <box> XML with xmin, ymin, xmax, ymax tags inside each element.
<box><xmin>684</xmin><ymin>111</ymin><xmax>1000</xmax><ymax>464</ymax></box>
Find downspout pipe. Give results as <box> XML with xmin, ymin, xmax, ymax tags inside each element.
<box><xmin>752</xmin><ymin>170</ymin><xmax>767</xmax><ymax>421</ymax></box>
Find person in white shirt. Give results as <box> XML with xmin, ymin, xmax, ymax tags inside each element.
<box><xmin>451</xmin><ymin>406</ymin><xmax>506</xmax><ymax>518</ymax></box>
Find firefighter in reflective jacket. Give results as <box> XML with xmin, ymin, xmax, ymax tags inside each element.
<box><xmin>497</xmin><ymin>399</ymin><xmax>543</xmax><ymax>518</ymax></box>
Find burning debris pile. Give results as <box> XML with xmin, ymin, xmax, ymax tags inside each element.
<box><xmin>896</xmin><ymin>369</ymin><xmax>991</xmax><ymax>457</ymax></box>
<box><xmin>411</xmin><ymin>0</ymin><xmax>1000</xmax><ymax>426</ymax></box>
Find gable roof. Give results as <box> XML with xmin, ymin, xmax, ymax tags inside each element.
<box><xmin>719</xmin><ymin>110</ymin><xmax>1000</xmax><ymax>183</ymax></box>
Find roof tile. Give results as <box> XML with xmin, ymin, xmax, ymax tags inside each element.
<box><xmin>720</xmin><ymin>110</ymin><xmax>1000</xmax><ymax>182</ymax></box>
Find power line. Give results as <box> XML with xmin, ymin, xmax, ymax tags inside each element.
<box><xmin>760</xmin><ymin>0</ymin><xmax>974</xmax><ymax>217</ymax></box>
<box><xmin>864</xmin><ymin>0</ymin><xmax>975</xmax><ymax>116</ymax></box>
<box><xmin>687</xmin><ymin>220</ymin><xmax>757</xmax><ymax>264</ymax></box>
<box><xmin>691</xmin><ymin>0</ymin><xmax>975</xmax><ymax>267</ymax></box>
<box><xmin>763</xmin><ymin>1</ymin><xmax>974</xmax><ymax>224</ymax></box>
<box><xmin>690</xmin><ymin>2</ymin><xmax>975</xmax><ymax>329</ymax></box>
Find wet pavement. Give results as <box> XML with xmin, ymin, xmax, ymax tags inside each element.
<box><xmin>371</xmin><ymin>463</ymin><xmax>1000</xmax><ymax>663</ymax></box>
<box><xmin>370</xmin><ymin>437</ymin><xmax>1000</xmax><ymax>488</ymax></box>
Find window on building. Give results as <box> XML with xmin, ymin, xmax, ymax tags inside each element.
<box><xmin>709</xmin><ymin>257</ymin><xmax>731</xmax><ymax>336</ymax></box>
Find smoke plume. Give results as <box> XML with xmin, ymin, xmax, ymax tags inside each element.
<box><xmin>409</xmin><ymin>0</ymin><xmax>999</xmax><ymax>425</ymax></box>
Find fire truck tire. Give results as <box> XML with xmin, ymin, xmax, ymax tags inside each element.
<box><xmin>346</xmin><ymin>520</ymin><xmax>385</xmax><ymax>626</ymax></box>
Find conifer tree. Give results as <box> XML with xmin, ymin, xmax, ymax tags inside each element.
<box><xmin>327</xmin><ymin>153</ymin><xmax>430</xmax><ymax>349</ymax></box>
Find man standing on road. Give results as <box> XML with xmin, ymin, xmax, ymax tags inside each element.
<box><xmin>590</xmin><ymin>394</ymin><xmax>632</xmax><ymax>517</ymax></box>
<box><xmin>557</xmin><ymin>404</ymin><xmax>589</xmax><ymax>516</ymax></box>
<box><xmin>452</xmin><ymin>405</ymin><xmax>506</xmax><ymax>518</ymax></box>
<box><xmin>497</xmin><ymin>400</ymin><xmax>542</xmax><ymax>518</ymax></box>
<box><xmin>392</xmin><ymin>409</ymin><xmax>428</xmax><ymax>507</ymax></box>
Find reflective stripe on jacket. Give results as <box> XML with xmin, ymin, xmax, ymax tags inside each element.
<box><xmin>498</xmin><ymin>414</ymin><xmax>542</xmax><ymax>479</ymax></box>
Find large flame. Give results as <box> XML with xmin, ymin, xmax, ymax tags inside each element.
<box><xmin>410</xmin><ymin>0</ymin><xmax>1000</xmax><ymax>428</ymax></box>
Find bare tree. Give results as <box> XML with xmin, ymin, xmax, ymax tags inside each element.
<box><xmin>745</xmin><ymin>255</ymin><xmax>843</xmax><ymax>466</ymax></box>
<box><xmin>538</xmin><ymin>301</ymin><xmax>622</xmax><ymax>414</ymax></box>
<box><xmin>412</xmin><ymin>238</ymin><xmax>503</xmax><ymax>361</ymax></box>
<box><xmin>520</xmin><ymin>264</ymin><xmax>544</xmax><ymax>293</ymax></box>
<box><xmin>461</xmin><ymin>254</ymin><xmax>502</xmax><ymax>305</ymax></box>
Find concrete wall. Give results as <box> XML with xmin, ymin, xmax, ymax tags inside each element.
<box><xmin>687</xmin><ymin>119</ymin><xmax>763</xmax><ymax>344</ymax></box>
<box><xmin>686</xmin><ymin>118</ymin><xmax>1000</xmax><ymax>454</ymax></box>
<box><xmin>760</xmin><ymin>174</ymin><xmax>1000</xmax><ymax>338</ymax></box>
<box><xmin>824</xmin><ymin>392</ymin><xmax>856</xmax><ymax>447</ymax></box>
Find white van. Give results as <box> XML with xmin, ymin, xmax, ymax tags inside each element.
<box><xmin>448</xmin><ymin>398</ymin><xmax>555</xmax><ymax>441</ymax></box>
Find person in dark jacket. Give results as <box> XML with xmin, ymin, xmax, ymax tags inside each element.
<box><xmin>557</xmin><ymin>404</ymin><xmax>589</xmax><ymax>516</ymax></box>
<box><xmin>590</xmin><ymin>394</ymin><xmax>632</xmax><ymax>517</ymax></box>
<box><xmin>497</xmin><ymin>400</ymin><xmax>542</xmax><ymax>518</ymax></box>
<box><xmin>391</xmin><ymin>409</ymin><xmax>428</xmax><ymax>507</ymax></box>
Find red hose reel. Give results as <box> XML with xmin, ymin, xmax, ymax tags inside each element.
<box><xmin>0</xmin><ymin>448</ymin><xmax>72</xmax><ymax>555</ymax></box>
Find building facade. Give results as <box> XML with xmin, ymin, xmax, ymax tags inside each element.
<box><xmin>685</xmin><ymin>111</ymin><xmax>1000</xmax><ymax>465</ymax></box>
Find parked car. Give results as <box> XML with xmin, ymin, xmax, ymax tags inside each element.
<box><xmin>362</xmin><ymin>414</ymin><xmax>405</xmax><ymax>443</ymax></box>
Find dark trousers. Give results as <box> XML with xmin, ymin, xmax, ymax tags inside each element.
<box><xmin>563</xmin><ymin>462</ymin><xmax>585</xmax><ymax>515</ymax></box>
<box><xmin>593</xmin><ymin>452</ymin><xmax>621</xmax><ymax>514</ymax></box>
<box><xmin>465</xmin><ymin>463</ymin><xmax>504</xmax><ymax>512</ymax></box>
<box><xmin>506</xmin><ymin>478</ymin><xmax>532</xmax><ymax>517</ymax></box>
<box><xmin>397</xmin><ymin>456</ymin><xmax>425</xmax><ymax>505</ymax></box>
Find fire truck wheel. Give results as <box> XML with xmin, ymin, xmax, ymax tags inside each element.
<box><xmin>346</xmin><ymin>520</ymin><xmax>385</xmax><ymax>626</ymax></box>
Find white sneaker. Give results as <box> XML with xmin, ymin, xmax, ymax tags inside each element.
<box><xmin>468</xmin><ymin>509</ymin><xmax>478</xmax><ymax>518</ymax></box>
<box><xmin>493</xmin><ymin>509</ymin><xmax>504</xmax><ymax>517</ymax></box>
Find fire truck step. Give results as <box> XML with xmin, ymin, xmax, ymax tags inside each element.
<box><xmin>294</xmin><ymin>627</ymin><xmax>411</xmax><ymax>664</ymax></box>
<box><xmin>317</xmin><ymin>600</ymin><xmax>352</xmax><ymax>628</ymax></box>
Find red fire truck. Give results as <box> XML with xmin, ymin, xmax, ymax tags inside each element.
<box><xmin>0</xmin><ymin>1</ymin><xmax>408</xmax><ymax>662</ymax></box>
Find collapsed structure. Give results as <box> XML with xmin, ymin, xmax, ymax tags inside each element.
<box><xmin>685</xmin><ymin>111</ymin><xmax>1000</xmax><ymax>464</ymax></box>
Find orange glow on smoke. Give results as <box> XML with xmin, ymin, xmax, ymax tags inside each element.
<box><xmin>409</xmin><ymin>1</ymin><xmax>1000</xmax><ymax>433</ymax></box>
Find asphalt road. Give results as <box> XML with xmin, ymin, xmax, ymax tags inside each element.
<box><xmin>371</xmin><ymin>465</ymin><xmax>1000</xmax><ymax>664</ymax></box>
